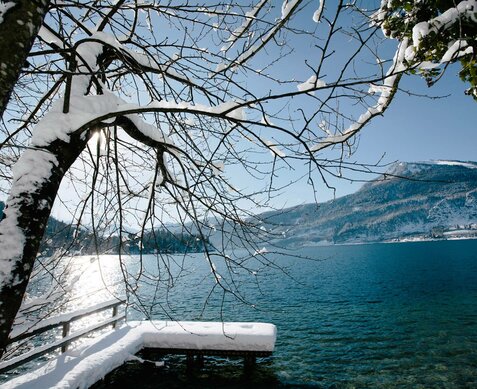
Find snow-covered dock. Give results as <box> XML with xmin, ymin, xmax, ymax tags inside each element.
<box><xmin>2</xmin><ymin>320</ymin><xmax>277</xmax><ymax>389</ymax></box>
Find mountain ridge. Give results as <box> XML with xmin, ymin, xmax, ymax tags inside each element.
<box><xmin>259</xmin><ymin>160</ymin><xmax>477</xmax><ymax>247</ymax></box>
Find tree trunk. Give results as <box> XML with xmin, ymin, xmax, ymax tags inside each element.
<box><xmin>0</xmin><ymin>0</ymin><xmax>50</xmax><ymax>118</ymax></box>
<box><xmin>0</xmin><ymin>133</ymin><xmax>87</xmax><ymax>357</ymax></box>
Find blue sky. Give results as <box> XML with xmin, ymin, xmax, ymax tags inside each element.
<box><xmin>267</xmin><ymin>3</ymin><xmax>477</xmax><ymax>207</ymax></box>
<box><xmin>275</xmin><ymin>67</ymin><xmax>476</xmax><ymax>207</ymax></box>
<box><xmin>48</xmin><ymin>2</ymin><xmax>476</xmax><ymax>223</ymax></box>
<box><xmin>358</xmin><ymin>67</ymin><xmax>476</xmax><ymax>165</ymax></box>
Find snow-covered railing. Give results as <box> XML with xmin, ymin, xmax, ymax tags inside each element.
<box><xmin>1</xmin><ymin>320</ymin><xmax>277</xmax><ymax>389</ymax></box>
<box><xmin>0</xmin><ymin>299</ymin><xmax>125</xmax><ymax>373</ymax></box>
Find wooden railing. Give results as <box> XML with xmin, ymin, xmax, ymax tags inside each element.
<box><xmin>0</xmin><ymin>299</ymin><xmax>126</xmax><ymax>374</ymax></box>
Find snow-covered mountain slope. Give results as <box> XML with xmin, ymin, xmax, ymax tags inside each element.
<box><xmin>260</xmin><ymin>161</ymin><xmax>477</xmax><ymax>246</ymax></box>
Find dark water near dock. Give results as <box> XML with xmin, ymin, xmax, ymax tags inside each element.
<box><xmin>95</xmin><ymin>239</ymin><xmax>477</xmax><ymax>388</ymax></box>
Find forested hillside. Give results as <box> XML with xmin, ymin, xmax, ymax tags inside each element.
<box><xmin>260</xmin><ymin>161</ymin><xmax>477</xmax><ymax>246</ymax></box>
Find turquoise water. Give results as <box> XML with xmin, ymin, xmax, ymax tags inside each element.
<box><xmin>266</xmin><ymin>240</ymin><xmax>477</xmax><ymax>387</ymax></box>
<box><xmin>6</xmin><ymin>239</ymin><xmax>477</xmax><ymax>388</ymax></box>
<box><xmin>112</xmin><ymin>239</ymin><xmax>477</xmax><ymax>388</ymax></box>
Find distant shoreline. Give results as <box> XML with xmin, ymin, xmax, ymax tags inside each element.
<box><xmin>296</xmin><ymin>234</ymin><xmax>477</xmax><ymax>249</ymax></box>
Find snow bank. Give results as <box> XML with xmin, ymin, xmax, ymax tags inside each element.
<box><xmin>2</xmin><ymin>320</ymin><xmax>277</xmax><ymax>389</ymax></box>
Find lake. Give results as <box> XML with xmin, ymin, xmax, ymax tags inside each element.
<box><xmin>8</xmin><ymin>239</ymin><xmax>477</xmax><ymax>387</ymax></box>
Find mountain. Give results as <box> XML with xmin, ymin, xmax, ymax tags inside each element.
<box><xmin>259</xmin><ymin>161</ymin><xmax>477</xmax><ymax>247</ymax></box>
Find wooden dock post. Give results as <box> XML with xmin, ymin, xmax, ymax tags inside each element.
<box><xmin>195</xmin><ymin>354</ymin><xmax>204</xmax><ymax>368</ymax></box>
<box><xmin>61</xmin><ymin>322</ymin><xmax>70</xmax><ymax>353</ymax></box>
<box><xmin>244</xmin><ymin>354</ymin><xmax>256</xmax><ymax>373</ymax></box>
<box><xmin>112</xmin><ymin>305</ymin><xmax>118</xmax><ymax>329</ymax></box>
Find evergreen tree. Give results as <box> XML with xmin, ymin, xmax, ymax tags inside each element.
<box><xmin>374</xmin><ymin>0</ymin><xmax>477</xmax><ymax>99</ymax></box>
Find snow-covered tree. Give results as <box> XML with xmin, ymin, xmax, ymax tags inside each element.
<box><xmin>0</xmin><ymin>0</ymin><xmax>460</xmax><ymax>357</ymax></box>
<box><xmin>373</xmin><ymin>0</ymin><xmax>477</xmax><ymax>99</ymax></box>
<box><xmin>0</xmin><ymin>1</ymin><xmax>50</xmax><ymax>117</ymax></box>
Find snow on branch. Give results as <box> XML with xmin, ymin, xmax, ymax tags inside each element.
<box><xmin>311</xmin><ymin>38</ymin><xmax>409</xmax><ymax>153</ymax></box>
<box><xmin>281</xmin><ymin>0</ymin><xmax>300</xmax><ymax>19</ymax></box>
<box><xmin>74</xmin><ymin>31</ymin><xmax>215</xmax><ymax>100</ymax></box>
<box><xmin>312</xmin><ymin>0</ymin><xmax>325</xmax><ymax>23</ymax></box>
<box><xmin>409</xmin><ymin>1</ymin><xmax>477</xmax><ymax>49</ymax></box>
<box><xmin>297</xmin><ymin>75</ymin><xmax>326</xmax><ymax>94</ymax></box>
<box><xmin>262</xmin><ymin>139</ymin><xmax>286</xmax><ymax>158</ymax></box>
<box><xmin>38</xmin><ymin>26</ymin><xmax>67</xmax><ymax>50</ymax></box>
<box><xmin>373</xmin><ymin>0</ymin><xmax>477</xmax><ymax>66</ymax></box>
<box><xmin>405</xmin><ymin>1</ymin><xmax>477</xmax><ymax>66</ymax></box>
<box><xmin>221</xmin><ymin>0</ymin><xmax>268</xmax><ymax>53</ymax></box>
<box><xmin>216</xmin><ymin>0</ymin><xmax>303</xmax><ymax>73</ymax></box>
<box><xmin>440</xmin><ymin>40</ymin><xmax>474</xmax><ymax>63</ymax></box>
<box><xmin>30</xmin><ymin>94</ymin><xmax>249</xmax><ymax>161</ymax></box>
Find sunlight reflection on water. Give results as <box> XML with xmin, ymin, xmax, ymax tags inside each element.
<box><xmin>68</xmin><ymin>255</ymin><xmax>124</xmax><ymax>308</ymax></box>
<box><xmin>47</xmin><ymin>255</ymin><xmax>127</xmax><ymax>336</ymax></box>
